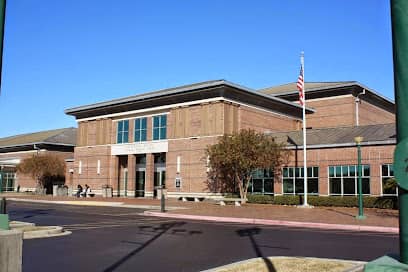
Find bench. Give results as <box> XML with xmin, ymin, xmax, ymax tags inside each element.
<box><xmin>215</xmin><ymin>198</ymin><xmax>245</xmax><ymax>207</ymax></box>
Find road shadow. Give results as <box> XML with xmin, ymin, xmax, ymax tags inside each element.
<box><xmin>236</xmin><ymin>227</ymin><xmax>277</xmax><ymax>272</ymax></box>
<box><xmin>8</xmin><ymin>208</ymin><xmax>53</xmax><ymax>219</ymax></box>
<box><xmin>103</xmin><ymin>221</ymin><xmax>202</xmax><ymax>272</ymax></box>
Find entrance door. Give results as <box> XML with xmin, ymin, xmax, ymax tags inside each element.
<box><xmin>135</xmin><ymin>168</ymin><xmax>145</xmax><ymax>197</ymax></box>
<box><xmin>153</xmin><ymin>167</ymin><xmax>166</xmax><ymax>197</ymax></box>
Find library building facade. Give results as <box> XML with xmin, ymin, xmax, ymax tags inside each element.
<box><xmin>64</xmin><ymin>80</ymin><xmax>396</xmax><ymax>199</ymax></box>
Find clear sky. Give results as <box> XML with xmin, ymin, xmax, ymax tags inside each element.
<box><xmin>0</xmin><ymin>0</ymin><xmax>393</xmax><ymax>138</ymax></box>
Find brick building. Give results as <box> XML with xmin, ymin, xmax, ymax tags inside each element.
<box><xmin>0</xmin><ymin>128</ymin><xmax>76</xmax><ymax>192</ymax></box>
<box><xmin>65</xmin><ymin>80</ymin><xmax>396</xmax><ymax>198</ymax></box>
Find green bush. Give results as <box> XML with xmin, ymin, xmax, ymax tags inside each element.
<box><xmin>247</xmin><ymin>194</ymin><xmax>398</xmax><ymax>209</ymax></box>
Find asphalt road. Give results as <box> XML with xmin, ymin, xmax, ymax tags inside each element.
<box><xmin>8</xmin><ymin>201</ymin><xmax>399</xmax><ymax>272</ymax></box>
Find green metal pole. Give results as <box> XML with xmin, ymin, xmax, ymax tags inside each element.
<box><xmin>391</xmin><ymin>0</ymin><xmax>408</xmax><ymax>264</ymax></box>
<box><xmin>356</xmin><ymin>143</ymin><xmax>365</xmax><ymax>219</ymax></box>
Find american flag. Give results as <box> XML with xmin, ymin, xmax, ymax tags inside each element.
<box><xmin>297</xmin><ymin>65</ymin><xmax>304</xmax><ymax>106</ymax></box>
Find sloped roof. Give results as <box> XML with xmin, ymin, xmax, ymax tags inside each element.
<box><xmin>259</xmin><ymin>81</ymin><xmax>356</xmax><ymax>95</ymax></box>
<box><xmin>65</xmin><ymin>79</ymin><xmax>313</xmax><ymax>120</ymax></box>
<box><xmin>0</xmin><ymin>128</ymin><xmax>77</xmax><ymax>148</ymax></box>
<box><xmin>271</xmin><ymin>123</ymin><xmax>396</xmax><ymax>148</ymax></box>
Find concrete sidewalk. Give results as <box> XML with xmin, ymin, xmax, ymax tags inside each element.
<box><xmin>2</xmin><ymin>193</ymin><xmax>399</xmax><ymax>233</ymax></box>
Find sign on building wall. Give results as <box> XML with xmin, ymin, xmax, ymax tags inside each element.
<box><xmin>111</xmin><ymin>141</ymin><xmax>168</xmax><ymax>155</ymax></box>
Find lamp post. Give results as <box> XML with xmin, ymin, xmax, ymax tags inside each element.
<box><xmin>354</xmin><ymin>136</ymin><xmax>365</xmax><ymax>220</ymax></box>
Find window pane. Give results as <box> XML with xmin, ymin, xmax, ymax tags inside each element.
<box><xmin>123</xmin><ymin>120</ymin><xmax>129</xmax><ymax>131</ymax></box>
<box><xmin>349</xmin><ymin>165</ymin><xmax>356</xmax><ymax>176</ymax></box>
<box><xmin>300</xmin><ymin>167</ymin><xmax>304</xmax><ymax>177</ymax></box>
<box><xmin>342</xmin><ymin>166</ymin><xmax>349</xmax><ymax>176</ymax></box>
<box><xmin>118</xmin><ymin>121</ymin><xmax>123</xmax><ymax>131</ymax></box>
<box><xmin>161</xmin><ymin>115</ymin><xmax>167</xmax><ymax>126</ymax></box>
<box><xmin>308</xmin><ymin>178</ymin><xmax>318</xmax><ymax>194</ymax></box>
<box><xmin>135</xmin><ymin>131</ymin><xmax>141</xmax><ymax>142</ymax></box>
<box><xmin>343</xmin><ymin>178</ymin><xmax>355</xmax><ymax>195</ymax></box>
<box><xmin>307</xmin><ymin>167</ymin><xmax>313</xmax><ymax>177</ymax></box>
<box><xmin>329</xmin><ymin>167</ymin><xmax>334</xmax><ymax>177</ymax></box>
<box><xmin>313</xmin><ymin>167</ymin><xmax>319</xmax><ymax>177</ymax></box>
<box><xmin>153</xmin><ymin>116</ymin><xmax>159</xmax><ymax>127</ymax></box>
<box><xmin>135</xmin><ymin>119</ymin><xmax>140</xmax><ymax>130</ymax></box>
<box><xmin>252</xmin><ymin>179</ymin><xmax>263</xmax><ymax>193</ymax></box>
<box><xmin>117</xmin><ymin>132</ymin><xmax>122</xmax><ymax>143</ymax></box>
<box><xmin>295</xmin><ymin>178</ymin><xmax>304</xmax><ymax>194</ymax></box>
<box><xmin>363</xmin><ymin>165</ymin><xmax>370</xmax><ymax>176</ymax></box>
<box><xmin>264</xmin><ymin>179</ymin><xmax>273</xmax><ymax>194</ymax></box>
<box><xmin>160</xmin><ymin>127</ymin><xmax>166</xmax><ymax>139</ymax></box>
<box><xmin>382</xmin><ymin>165</ymin><xmax>388</xmax><ymax>176</ymax></box>
<box><xmin>153</xmin><ymin>128</ymin><xmax>159</xmax><ymax>140</ymax></box>
<box><xmin>362</xmin><ymin>178</ymin><xmax>370</xmax><ymax>194</ymax></box>
<box><xmin>330</xmin><ymin>178</ymin><xmax>341</xmax><ymax>195</ymax></box>
<box><xmin>142</xmin><ymin>117</ymin><xmax>147</xmax><ymax>129</ymax></box>
<box><xmin>283</xmin><ymin>168</ymin><xmax>288</xmax><ymax>177</ymax></box>
<box><xmin>335</xmin><ymin>166</ymin><xmax>342</xmax><ymax>177</ymax></box>
<box><xmin>123</xmin><ymin>132</ymin><xmax>128</xmax><ymax>143</ymax></box>
<box><xmin>141</xmin><ymin>130</ymin><xmax>147</xmax><ymax>141</ymax></box>
<box><xmin>389</xmin><ymin>165</ymin><xmax>394</xmax><ymax>177</ymax></box>
<box><xmin>283</xmin><ymin>179</ymin><xmax>293</xmax><ymax>194</ymax></box>
<box><xmin>295</xmin><ymin>168</ymin><xmax>300</xmax><ymax>177</ymax></box>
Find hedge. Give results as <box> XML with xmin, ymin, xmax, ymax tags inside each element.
<box><xmin>246</xmin><ymin>194</ymin><xmax>398</xmax><ymax>209</ymax></box>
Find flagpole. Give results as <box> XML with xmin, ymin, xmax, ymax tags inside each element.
<box><xmin>301</xmin><ymin>51</ymin><xmax>309</xmax><ymax>206</ymax></box>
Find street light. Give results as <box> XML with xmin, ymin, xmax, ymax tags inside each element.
<box><xmin>354</xmin><ymin>136</ymin><xmax>366</xmax><ymax>220</ymax></box>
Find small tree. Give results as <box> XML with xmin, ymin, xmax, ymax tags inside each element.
<box><xmin>206</xmin><ymin>129</ymin><xmax>288</xmax><ymax>203</ymax></box>
<box><xmin>17</xmin><ymin>154</ymin><xmax>66</xmax><ymax>192</ymax></box>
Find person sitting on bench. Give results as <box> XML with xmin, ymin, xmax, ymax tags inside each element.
<box><xmin>76</xmin><ymin>184</ymin><xmax>83</xmax><ymax>198</ymax></box>
<box><xmin>81</xmin><ymin>184</ymin><xmax>91</xmax><ymax>197</ymax></box>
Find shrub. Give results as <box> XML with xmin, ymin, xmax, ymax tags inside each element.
<box><xmin>246</xmin><ymin>194</ymin><xmax>398</xmax><ymax>209</ymax></box>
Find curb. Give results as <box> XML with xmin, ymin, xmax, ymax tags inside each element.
<box><xmin>143</xmin><ymin>211</ymin><xmax>399</xmax><ymax>234</ymax></box>
<box><xmin>201</xmin><ymin>256</ymin><xmax>366</xmax><ymax>272</ymax></box>
<box><xmin>7</xmin><ymin>198</ymin><xmax>183</xmax><ymax>210</ymax></box>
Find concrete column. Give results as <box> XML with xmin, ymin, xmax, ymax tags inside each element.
<box><xmin>145</xmin><ymin>153</ymin><xmax>154</xmax><ymax>197</ymax></box>
<box><xmin>0</xmin><ymin>229</ymin><xmax>23</xmax><ymax>272</ymax></box>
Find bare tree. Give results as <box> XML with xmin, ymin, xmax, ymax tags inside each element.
<box><xmin>17</xmin><ymin>154</ymin><xmax>66</xmax><ymax>193</ymax></box>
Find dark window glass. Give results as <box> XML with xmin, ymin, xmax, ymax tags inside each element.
<box><xmin>330</xmin><ymin>178</ymin><xmax>341</xmax><ymax>195</ymax></box>
<box><xmin>252</xmin><ymin>179</ymin><xmax>263</xmax><ymax>193</ymax></box>
<box><xmin>362</xmin><ymin>178</ymin><xmax>370</xmax><ymax>194</ymax></box>
<box><xmin>308</xmin><ymin>178</ymin><xmax>319</xmax><ymax>194</ymax></box>
<box><xmin>349</xmin><ymin>165</ymin><xmax>356</xmax><ymax>176</ymax></box>
<box><xmin>283</xmin><ymin>179</ymin><xmax>293</xmax><ymax>194</ymax></box>
<box><xmin>382</xmin><ymin>165</ymin><xmax>388</xmax><ymax>177</ymax></box>
<box><xmin>295</xmin><ymin>178</ymin><xmax>304</xmax><ymax>194</ymax></box>
<box><xmin>342</xmin><ymin>166</ymin><xmax>349</xmax><ymax>176</ymax></box>
<box><xmin>343</xmin><ymin>178</ymin><xmax>355</xmax><ymax>195</ymax></box>
<box><xmin>363</xmin><ymin>165</ymin><xmax>370</xmax><ymax>176</ymax></box>
<box><xmin>264</xmin><ymin>179</ymin><xmax>273</xmax><ymax>194</ymax></box>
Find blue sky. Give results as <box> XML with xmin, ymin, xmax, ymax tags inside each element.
<box><xmin>0</xmin><ymin>0</ymin><xmax>393</xmax><ymax>137</ymax></box>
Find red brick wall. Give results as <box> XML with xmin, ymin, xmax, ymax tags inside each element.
<box><xmin>358</xmin><ymin>99</ymin><xmax>395</xmax><ymax>126</ymax></box>
<box><xmin>305</xmin><ymin>96</ymin><xmax>355</xmax><ymax>129</ymax></box>
<box><xmin>239</xmin><ymin>105</ymin><xmax>299</xmax><ymax>132</ymax></box>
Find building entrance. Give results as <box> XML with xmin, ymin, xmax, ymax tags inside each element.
<box><xmin>135</xmin><ymin>155</ymin><xmax>146</xmax><ymax>197</ymax></box>
<box><xmin>153</xmin><ymin>153</ymin><xmax>166</xmax><ymax>198</ymax></box>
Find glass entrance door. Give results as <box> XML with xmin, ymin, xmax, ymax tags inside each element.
<box><xmin>154</xmin><ymin>167</ymin><xmax>166</xmax><ymax>197</ymax></box>
<box><xmin>135</xmin><ymin>168</ymin><xmax>145</xmax><ymax>197</ymax></box>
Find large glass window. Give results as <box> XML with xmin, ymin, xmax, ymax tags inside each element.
<box><xmin>153</xmin><ymin>115</ymin><xmax>167</xmax><ymax>140</ymax></box>
<box><xmin>381</xmin><ymin>164</ymin><xmax>396</xmax><ymax>195</ymax></box>
<box><xmin>248</xmin><ymin>169</ymin><xmax>274</xmax><ymax>195</ymax></box>
<box><xmin>283</xmin><ymin>166</ymin><xmax>319</xmax><ymax>195</ymax></box>
<box><xmin>329</xmin><ymin>165</ymin><xmax>370</xmax><ymax>196</ymax></box>
<box><xmin>0</xmin><ymin>171</ymin><xmax>16</xmax><ymax>192</ymax></box>
<box><xmin>117</xmin><ymin>120</ymin><xmax>129</xmax><ymax>144</ymax></box>
<box><xmin>134</xmin><ymin>118</ymin><xmax>147</xmax><ymax>142</ymax></box>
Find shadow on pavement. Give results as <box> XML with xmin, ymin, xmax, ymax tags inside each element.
<box><xmin>103</xmin><ymin>221</ymin><xmax>203</xmax><ymax>272</ymax></box>
<box><xmin>236</xmin><ymin>227</ymin><xmax>277</xmax><ymax>272</ymax></box>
